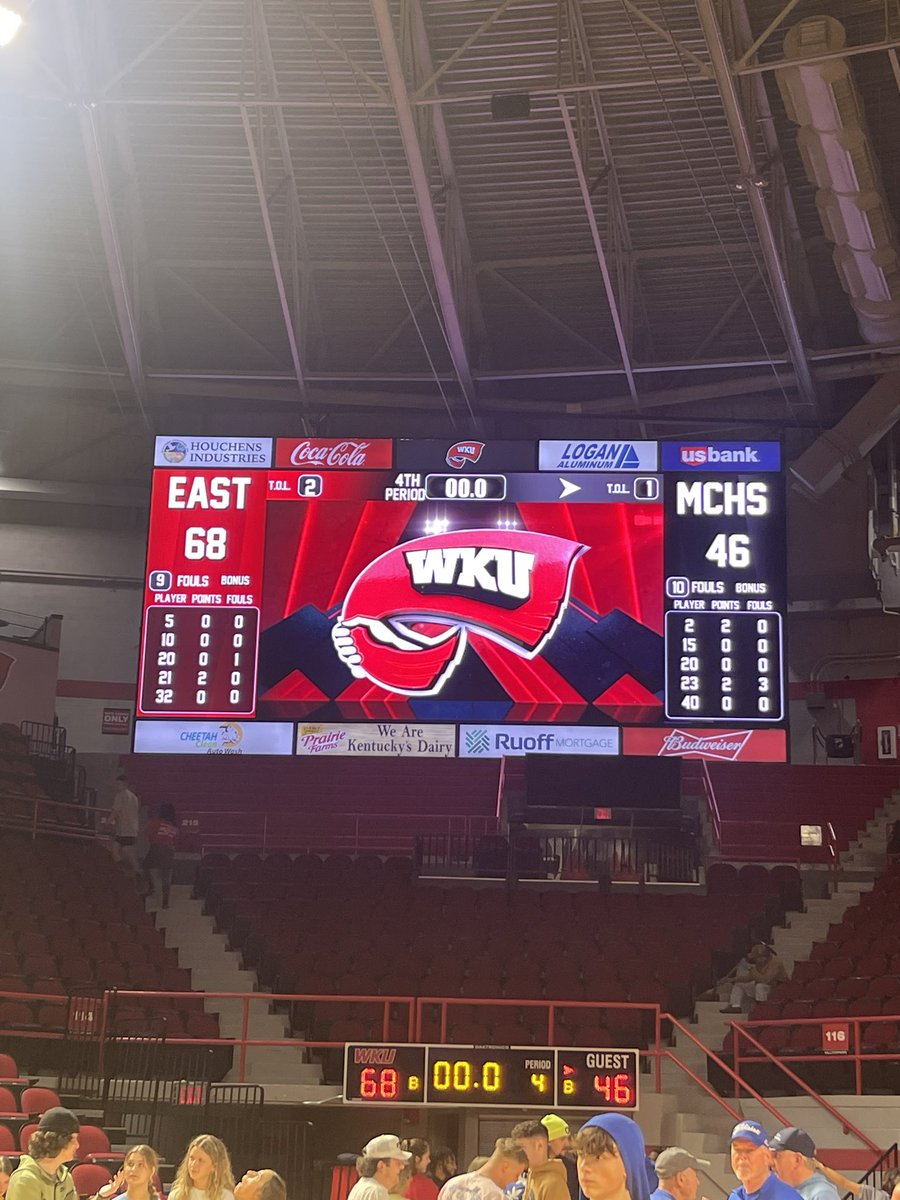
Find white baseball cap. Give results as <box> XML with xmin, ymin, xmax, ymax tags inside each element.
<box><xmin>364</xmin><ymin>1135</ymin><xmax>412</xmax><ymax>1163</ymax></box>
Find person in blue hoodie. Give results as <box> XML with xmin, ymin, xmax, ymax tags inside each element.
<box><xmin>727</xmin><ymin>1121</ymin><xmax>802</xmax><ymax>1200</ymax></box>
<box><xmin>571</xmin><ymin>1114</ymin><xmax>651</xmax><ymax>1200</ymax></box>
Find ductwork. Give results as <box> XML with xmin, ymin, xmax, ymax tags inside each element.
<box><xmin>777</xmin><ymin>16</ymin><xmax>900</xmax><ymax>344</ymax></box>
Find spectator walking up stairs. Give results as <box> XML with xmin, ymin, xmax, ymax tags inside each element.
<box><xmin>657</xmin><ymin>784</ymin><xmax>900</xmax><ymax>1194</ymax></box>
<box><xmin>151</xmin><ymin>885</ymin><xmax>324</xmax><ymax>1095</ymax></box>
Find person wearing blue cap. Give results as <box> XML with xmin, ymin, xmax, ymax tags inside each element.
<box><xmin>766</xmin><ymin>1130</ymin><xmax>838</xmax><ymax>1200</ymax></box>
<box><xmin>728</xmin><ymin>1122</ymin><xmax>801</xmax><ymax>1200</ymax></box>
<box><xmin>571</xmin><ymin>1114</ymin><xmax>651</xmax><ymax>1200</ymax></box>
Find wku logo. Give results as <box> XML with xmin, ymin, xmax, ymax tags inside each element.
<box><xmin>446</xmin><ymin>440</ymin><xmax>484</xmax><ymax>469</ymax></box>
<box><xmin>332</xmin><ymin>530</ymin><xmax>585</xmax><ymax>696</ymax></box>
<box><xmin>659</xmin><ymin>729</ymin><xmax>753</xmax><ymax>760</ymax></box>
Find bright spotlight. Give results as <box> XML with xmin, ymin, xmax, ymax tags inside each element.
<box><xmin>0</xmin><ymin>5</ymin><xmax>23</xmax><ymax>46</ymax></box>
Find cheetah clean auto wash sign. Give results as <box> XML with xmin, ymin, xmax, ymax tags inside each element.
<box><xmin>459</xmin><ymin>724</ymin><xmax>620</xmax><ymax>758</ymax></box>
<box><xmin>295</xmin><ymin>723</ymin><xmax>456</xmax><ymax>757</ymax></box>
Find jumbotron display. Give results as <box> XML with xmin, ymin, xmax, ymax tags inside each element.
<box><xmin>134</xmin><ymin>436</ymin><xmax>788</xmax><ymax>761</ymax></box>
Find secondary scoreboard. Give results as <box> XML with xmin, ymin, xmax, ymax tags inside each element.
<box><xmin>342</xmin><ymin>1043</ymin><xmax>640</xmax><ymax>1109</ymax></box>
<box><xmin>135</xmin><ymin>436</ymin><xmax>788</xmax><ymax>761</ymax></box>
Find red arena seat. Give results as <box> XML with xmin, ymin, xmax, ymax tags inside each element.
<box><xmin>20</xmin><ymin>1086</ymin><xmax>61</xmax><ymax>1114</ymax></box>
<box><xmin>71</xmin><ymin>1164</ymin><xmax>112</xmax><ymax>1199</ymax></box>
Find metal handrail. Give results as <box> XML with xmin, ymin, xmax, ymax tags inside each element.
<box><xmin>665</xmin><ymin>1012</ymin><xmax>793</xmax><ymax>1130</ymax></box>
<box><xmin>701</xmin><ymin>759</ymin><xmax>722</xmax><ymax>847</ymax></box>
<box><xmin>730</xmin><ymin>1021</ymin><xmax>879</xmax><ymax>1153</ymax></box>
<box><xmin>0</xmin><ymin>982</ymin><xmax>890</xmax><ymax>1155</ymax></box>
<box><xmin>0</xmin><ymin>788</ymin><xmax>99</xmax><ymax>842</ymax></box>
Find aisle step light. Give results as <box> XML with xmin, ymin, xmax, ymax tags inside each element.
<box><xmin>777</xmin><ymin>16</ymin><xmax>900</xmax><ymax>343</ymax></box>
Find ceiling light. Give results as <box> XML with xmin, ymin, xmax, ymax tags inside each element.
<box><xmin>0</xmin><ymin>4</ymin><xmax>24</xmax><ymax>46</ymax></box>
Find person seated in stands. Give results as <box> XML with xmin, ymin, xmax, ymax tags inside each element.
<box><xmin>235</xmin><ymin>1172</ymin><xmax>286</xmax><ymax>1200</ymax></box>
<box><xmin>437</xmin><ymin>1140</ymin><xmax>528</xmax><ymax>1200</ymax></box>
<box><xmin>93</xmin><ymin>1145</ymin><xmax>161</xmax><ymax>1200</ymax></box>
<box><xmin>727</xmin><ymin>1121</ymin><xmax>799</xmax><ymax>1200</ymax></box>
<box><xmin>512</xmin><ymin>1121</ymin><xmax>570</xmax><ymax>1200</ymax></box>
<box><xmin>572</xmin><ymin>1114</ymin><xmax>652</xmax><ymax>1200</ymax></box>
<box><xmin>1</xmin><ymin>1156</ymin><xmax>14</xmax><ymax>1199</ymax></box>
<box><xmin>7</xmin><ymin>1107</ymin><xmax>80</xmax><ymax>1200</ymax></box>
<box><xmin>649</xmin><ymin>1148</ymin><xmax>709</xmax><ymax>1200</ymax></box>
<box><xmin>814</xmin><ymin>1163</ymin><xmax>899</xmax><ymax>1200</ymax></box>
<box><xmin>428</xmin><ymin>1152</ymin><xmax>458</xmax><ymax>1191</ymax></box>
<box><xmin>766</xmin><ymin>1131</ymin><xmax>838</xmax><ymax>1200</ymax></box>
<box><xmin>170</xmin><ymin>1135</ymin><xmax>235</xmax><ymax>1200</ymax></box>
<box><xmin>402</xmin><ymin>1140</ymin><xmax>438</xmax><ymax>1200</ymax></box>
<box><xmin>348</xmin><ymin>1136</ymin><xmax>412</xmax><ymax>1200</ymax></box>
<box><xmin>721</xmin><ymin>944</ymin><xmax>787</xmax><ymax>1014</ymax></box>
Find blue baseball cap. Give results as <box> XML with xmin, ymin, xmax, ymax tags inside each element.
<box><xmin>730</xmin><ymin>1121</ymin><xmax>768</xmax><ymax>1147</ymax></box>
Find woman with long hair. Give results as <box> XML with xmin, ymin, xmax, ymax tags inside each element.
<box><xmin>94</xmin><ymin>1146</ymin><xmax>161</xmax><ymax>1200</ymax></box>
<box><xmin>402</xmin><ymin>1141</ymin><xmax>438</xmax><ymax>1200</ymax></box>
<box><xmin>170</xmin><ymin>1136</ymin><xmax>235</xmax><ymax>1200</ymax></box>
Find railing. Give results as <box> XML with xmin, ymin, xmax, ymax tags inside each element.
<box><xmin>195</xmin><ymin>811</ymin><xmax>497</xmax><ymax>856</ymax></box>
<box><xmin>731</xmin><ymin>1012</ymin><xmax>900</xmax><ymax>1104</ymax></box>
<box><xmin>0</xmin><ymin>985</ymin><xmax>890</xmax><ymax>1159</ymax></box>
<box><xmin>415</xmin><ymin>830</ymin><xmax>700</xmax><ymax>884</ymax></box>
<box><xmin>0</xmin><ymin>788</ymin><xmax>99</xmax><ymax>842</ymax></box>
<box><xmin>701</xmin><ymin>758</ymin><xmax>722</xmax><ymax>848</ymax></box>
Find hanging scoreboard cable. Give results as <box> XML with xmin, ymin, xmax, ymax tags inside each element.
<box><xmin>342</xmin><ymin>1044</ymin><xmax>640</xmax><ymax>1110</ymax></box>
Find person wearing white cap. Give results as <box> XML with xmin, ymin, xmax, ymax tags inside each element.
<box><xmin>727</xmin><ymin>1121</ymin><xmax>801</xmax><ymax>1200</ymax></box>
<box><xmin>348</xmin><ymin>1137</ymin><xmax>412</xmax><ymax>1200</ymax></box>
<box><xmin>649</xmin><ymin>1149</ymin><xmax>709</xmax><ymax>1200</ymax></box>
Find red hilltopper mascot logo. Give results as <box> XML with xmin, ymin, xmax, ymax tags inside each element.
<box><xmin>332</xmin><ymin>529</ymin><xmax>585</xmax><ymax>696</ymax></box>
<box><xmin>446</xmin><ymin>440</ymin><xmax>485</xmax><ymax>469</ymax></box>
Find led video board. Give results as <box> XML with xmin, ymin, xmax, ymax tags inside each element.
<box><xmin>134</xmin><ymin>436</ymin><xmax>788</xmax><ymax>761</ymax></box>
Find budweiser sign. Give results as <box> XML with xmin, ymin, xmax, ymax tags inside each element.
<box><xmin>658</xmin><ymin>729</ymin><xmax>752</xmax><ymax>760</ymax></box>
<box><xmin>274</xmin><ymin>438</ymin><xmax>392</xmax><ymax>469</ymax></box>
<box><xmin>621</xmin><ymin>726</ymin><xmax>787</xmax><ymax>763</ymax></box>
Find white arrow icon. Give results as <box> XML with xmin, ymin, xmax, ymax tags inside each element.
<box><xmin>559</xmin><ymin>477</ymin><xmax>581</xmax><ymax>499</ymax></box>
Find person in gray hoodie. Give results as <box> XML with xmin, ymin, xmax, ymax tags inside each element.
<box><xmin>7</xmin><ymin>1108</ymin><xmax>79</xmax><ymax>1200</ymax></box>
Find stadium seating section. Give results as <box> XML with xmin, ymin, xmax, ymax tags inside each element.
<box><xmin>123</xmin><ymin>755</ymin><xmax>500</xmax><ymax>854</ymax></box>
<box><xmin>0</xmin><ymin>833</ymin><xmax>219</xmax><ymax>1047</ymax></box>
<box><xmin>690</xmin><ymin>763</ymin><xmax>900</xmax><ymax>860</ymax></box>
<box><xmin>720</xmin><ymin>862</ymin><xmax>900</xmax><ymax>1093</ymax></box>
<box><xmin>196</xmin><ymin>852</ymin><xmax>802</xmax><ymax>1062</ymax></box>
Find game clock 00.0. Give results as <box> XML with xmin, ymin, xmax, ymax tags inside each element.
<box><xmin>342</xmin><ymin>1044</ymin><xmax>639</xmax><ymax>1110</ymax></box>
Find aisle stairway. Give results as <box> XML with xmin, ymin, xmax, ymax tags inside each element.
<box><xmin>658</xmin><ymin>787</ymin><xmax>900</xmax><ymax>1192</ymax></box>
<box><xmin>152</xmin><ymin>884</ymin><xmax>323</xmax><ymax>1092</ymax></box>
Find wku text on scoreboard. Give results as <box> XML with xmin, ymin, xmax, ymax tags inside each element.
<box><xmin>137</xmin><ymin>437</ymin><xmax>787</xmax><ymax>759</ymax></box>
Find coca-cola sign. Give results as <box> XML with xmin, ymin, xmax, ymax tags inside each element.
<box><xmin>622</xmin><ymin>727</ymin><xmax>787</xmax><ymax>762</ymax></box>
<box><xmin>274</xmin><ymin>438</ymin><xmax>392</xmax><ymax>469</ymax></box>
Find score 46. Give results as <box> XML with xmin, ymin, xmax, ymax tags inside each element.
<box><xmin>705</xmin><ymin>533</ymin><xmax>750</xmax><ymax>569</ymax></box>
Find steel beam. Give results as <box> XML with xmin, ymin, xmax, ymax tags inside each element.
<box><xmin>251</xmin><ymin>0</ymin><xmax>320</xmax><ymax>359</ymax></box>
<box><xmin>371</xmin><ymin>0</ymin><xmax>478</xmax><ymax>420</ymax></box>
<box><xmin>240</xmin><ymin>105</ymin><xmax>311</xmax><ymax>423</ymax></box>
<box><xmin>559</xmin><ymin>97</ymin><xmax>640</xmax><ymax>407</ymax></box>
<box><xmin>695</xmin><ymin>0</ymin><xmax>818</xmax><ymax>412</ymax></box>
<box><xmin>59</xmin><ymin>0</ymin><xmax>150</xmax><ymax>422</ymax></box>
<box><xmin>405</xmin><ymin>0</ymin><xmax>487</xmax><ymax>355</ymax></box>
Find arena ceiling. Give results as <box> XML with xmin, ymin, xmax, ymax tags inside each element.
<box><xmin>2</xmin><ymin>0</ymin><xmax>900</xmax><ymax>494</ymax></box>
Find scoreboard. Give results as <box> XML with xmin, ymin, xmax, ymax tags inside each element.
<box><xmin>342</xmin><ymin>1043</ymin><xmax>639</xmax><ymax>1110</ymax></box>
<box><xmin>135</xmin><ymin>436</ymin><xmax>788</xmax><ymax>761</ymax></box>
